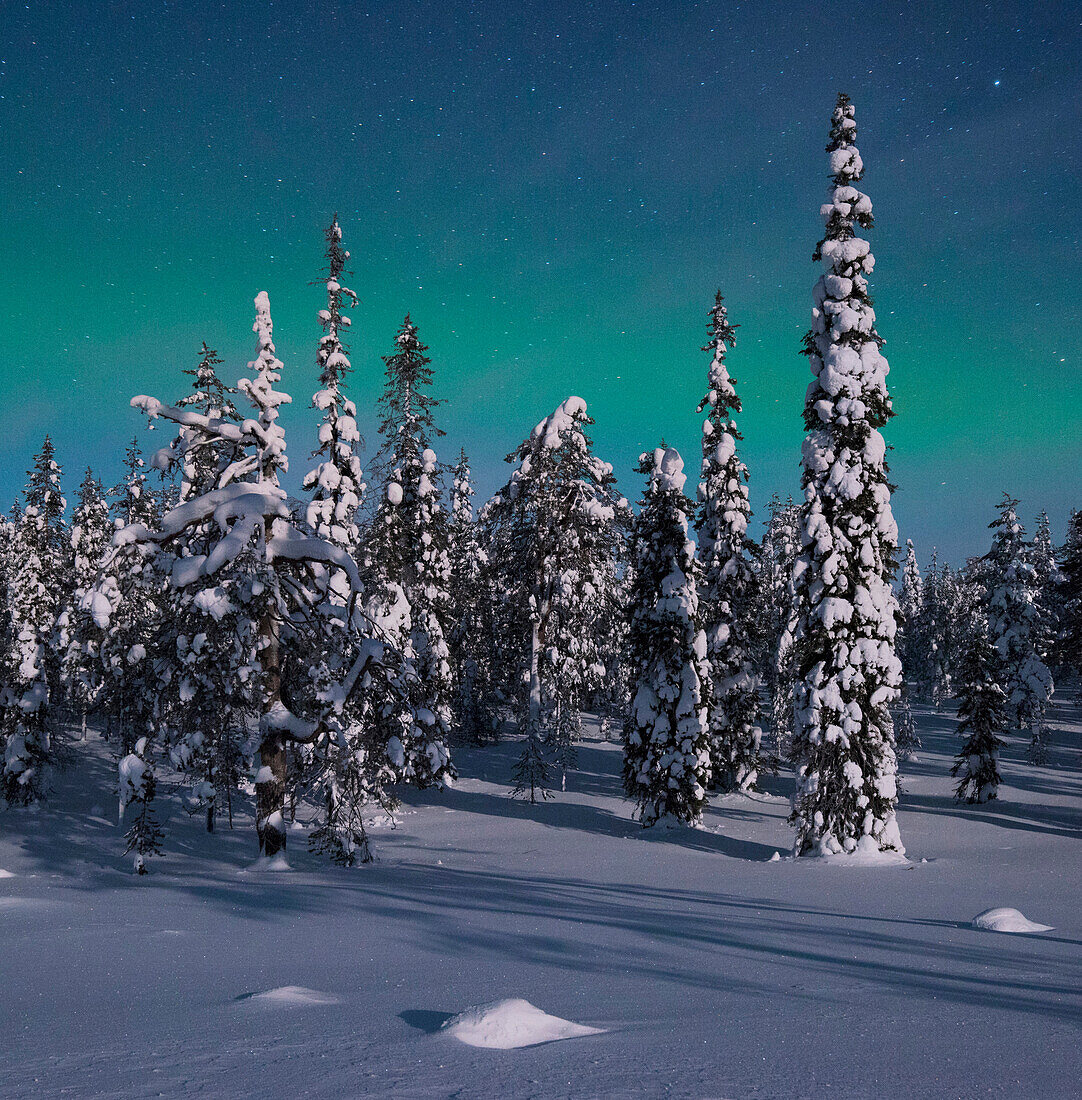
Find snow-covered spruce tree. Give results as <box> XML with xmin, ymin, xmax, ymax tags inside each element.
<box><xmin>91</xmin><ymin>440</ymin><xmax>165</xmax><ymax>753</ymax></box>
<box><xmin>789</xmin><ymin>94</ymin><xmax>904</xmax><ymax>857</ymax></box>
<box><xmin>298</xmin><ymin>221</ymin><xmax>407</xmax><ymax>864</ymax></box>
<box><xmin>112</xmin><ymin>437</ymin><xmax>161</xmax><ymax>529</ymax></box>
<box><xmin>695</xmin><ymin>290</ymin><xmax>761</xmax><ymax>792</ymax></box>
<box><xmin>897</xmin><ymin>539</ymin><xmax>923</xmax><ymax>679</ymax></box>
<box><xmin>1031</xmin><ymin>511</ymin><xmax>1059</xmax><ymax>674</ymax></box>
<box><xmin>0</xmin><ymin>509</ymin><xmax>15</xmax><ymax>682</ymax></box>
<box><xmin>365</xmin><ymin>316</ymin><xmax>454</xmax><ymax>789</ymax></box>
<box><xmin>986</xmin><ymin>494</ymin><xmax>1053</xmax><ymax>762</ymax></box>
<box><xmin>486</xmin><ymin>398</ymin><xmax>624</xmax><ymax>800</ymax></box>
<box><xmin>1057</xmin><ymin>510</ymin><xmax>1082</xmax><ymax>678</ymax></box>
<box><xmin>623</xmin><ymin>446</ymin><xmax>710</xmax><ymax>826</ymax></box>
<box><xmin>174</xmin><ymin>342</ymin><xmax>240</xmax><ymax>498</ymax></box>
<box><xmin>62</xmin><ymin>469</ymin><xmax>113</xmax><ymax>738</ymax></box>
<box><xmin>447</xmin><ymin>450</ymin><xmax>498</xmax><ymax>743</ymax></box>
<box><xmin>914</xmin><ymin>550</ymin><xmax>954</xmax><ymax>706</ymax></box>
<box><xmin>758</xmin><ymin>493</ymin><xmax>801</xmax><ymax>764</ymax></box>
<box><xmin>891</xmin><ymin>539</ymin><xmax>924</xmax><ymax>762</ymax></box>
<box><xmin>114</xmin><ymin>292</ymin><xmax>413</xmax><ymax>862</ymax></box>
<box><xmin>303</xmin><ymin>215</ymin><xmax>364</xmax><ymax>566</ymax></box>
<box><xmin>0</xmin><ymin>437</ymin><xmax>71</xmax><ymax>803</ymax></box>
<box><xmin>950</xmin><ymin>619</ymin><xmax>1008</xmax><ymax>803</ymax></box>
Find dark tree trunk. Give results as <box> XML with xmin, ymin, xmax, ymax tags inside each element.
<box><xmin>256</xmin><ymin>732</ymin><xmax>287</xmax><ymax>856</ymax></box>
<box><xmin>255</xmin><ymin>564</ymin><xmax>288</xmax><ymax>858</ymax></box>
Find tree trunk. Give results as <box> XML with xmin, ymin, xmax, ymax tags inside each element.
<box><xmin>256</xmin><ymin>732</ymin><xmax>287</xmax><ymax>856</ymax></box>
<box><xmin>529</xmin><ymin>620</ymin><xmax>543</xmax><ymax>729</ymax></box>
<box><xmin>255</xmin><ymin>561</ymin><xmax>288</xmax><ymax>857</ymax></box>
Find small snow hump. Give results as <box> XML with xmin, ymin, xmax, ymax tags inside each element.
<box><xmin>973</xmin><ymin>907</ymin><xmax>1053</xmax><ymax>934</ymax></box>
<box><xmin>441</xmin><ymin>998</ymin><xmax>605</xmax><ymax>1049</ymax></box>
<box><xmin>237</xmin><ymin>986</ymin><xmax>339</xmax><ymax>1007</ymax></box>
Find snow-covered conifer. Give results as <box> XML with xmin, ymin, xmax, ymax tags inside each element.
<box><xmin>303</xmin><ymin>216</ymin><xmax>364</xmax><ymax>566</ymax></box>
<box><xmin>623</xmin><ymin>446</ymin><xmax>710</xmax><ymax>826</ymax></box>
<box><xmin>112</xmin><ymin>292</ymin><xmax>413</xmax><ymax>863</ymax></box>
<box><xmin>487</xmin><ymin>398</ymin><xmax>624</xmax><ymax>799</ymax></box>
<box><xmin>174</xmin><ymin>343</ymin><xmax>239</xmax><ymax>498</ymax></box>
<box><xmin>63</xmin><ymin>469</ymin><xmax>112</xmax><ymax>735</ymax></box>
<box><xmin>950</xmin><ymin>620</ymin><xmax>1008</xmax><ymax>804</ymax></box>
<box><xmin>1</xmin><ymin>437</ymin><xmax>70</xmax><ymax>802</ymax></box>
<box><xmin>695</xmin><ymin>290</ymin><xmax>760</xmax><ymax>792</ymax></box>
<box><xmin>367</xmin><ymin>316</ymin><xmax>454</xmax><ymax>789</ymax></box>
<box><xmin>899</xmin><ymin>540</ymin><xmax>923</xmax><ymax>639</ymax></box>
<box><xmin>986</xmin><ymin>494</ymin><xmax>1053</xmax><ymax>762</ymax></box>
<box><xmin>118</xmin><ymin>735</ymin><xmax>163</xmax><ymax>873</ymax></box>
<box><xmin>915</xmin><ymin>550</ymin><xmax>955</xmax><ymax>706</ymax></box>
<box><xmin>1057</xmin><ymin>510</ymin><xmax>1082</xmax><ymax>677</ymax></box>
<box><xmin>0</xmin><ymin>509</ymin><xmax>15</xmax><ymax>681</ymax></box>
<box><xmin>447</xmin><ymin>450</ymin><xmax>497</xmax><ymax>743</ymax></box>
<box><xmin>111</xmin><ymin>438</ymin><xmax>160</xmax><ymax>529</ymax></box>
<box><xmin>1031</xmin><ymin>511</ymin><xmax>1059</xmax><ymax>670</ymax></box>
<box><xmin>789</xmin><ymin>94</ymin><xmax>904</xmax><ymax>857</ymax></box>
<box><xmin>895</xmin><ymin>541</ymin><xmax>925</xmax><ymax>750</ymax></box>
<box><xmin>758</xmin><ymin>494</ymin><xmax>801</xmax><ymax>763</ymax></box>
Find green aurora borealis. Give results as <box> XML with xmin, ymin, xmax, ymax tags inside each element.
<box><xmin>1</xmin><ymin>1</ymin><xmax>1079</xmax><ymax>564</ymax></box>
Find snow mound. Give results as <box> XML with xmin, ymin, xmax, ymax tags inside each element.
<box><xmin>244</xmin><ymin>853</ymin><xmax>291</xmax><ymax>873</ymax></box>
<box><xmin>821</xmin><ymin>847</ymin><xmax>910</xmax><ymax>867</ymax></box>
<box><xmin>973</xmin><ymin>907</ymin><xmax>1053</xmax><ymax>934</ymax></box>
<box><xmin>442</xmin><ymin>998</ymin><xmax>605</xmax><ymax>1049</ymax></box>
<box><xmin>240</xmin><ymin>986</ymin><xmax>339</xmax><ymax>1007</ymax></box>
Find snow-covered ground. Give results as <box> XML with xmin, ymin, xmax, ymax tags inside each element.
<box><xmin>1</xmin><ymin>703</ymin><xmax>1080</xmax><ymax>1099</ymax></box>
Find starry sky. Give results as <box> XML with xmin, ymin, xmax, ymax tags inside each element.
<box><xmin>1</xmin><ymin>0</ymin><xmax>1079</xmax><ymax>565</ymax></box>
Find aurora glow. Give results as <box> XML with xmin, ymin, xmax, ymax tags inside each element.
<box><xmin>1</xmin><ymin>1</ymin><xmax>1078</xmax><ymax>564</ymax></box>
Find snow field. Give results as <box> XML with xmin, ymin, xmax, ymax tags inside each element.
<box><xmin>0</xmin><ymin>704</ymin><xmax>1078</xmax><ymax>1098</ymax></box>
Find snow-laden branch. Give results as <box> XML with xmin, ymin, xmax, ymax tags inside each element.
<box><xmin>266</xmin><ymin>524</ymin><xmax>362</xmax><ymax>593</ymax></box>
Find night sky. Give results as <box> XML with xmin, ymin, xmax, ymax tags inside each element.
<box><xmin>1</xmin><ymin>1</ymin><xmax>1079</xmax><ymax>565</ymax></box>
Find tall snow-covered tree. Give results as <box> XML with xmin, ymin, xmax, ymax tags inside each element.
<box><xmin>916</xmin><ymin>550</ymin><xmax>956</xmax><ymax>706</ymax></box>
<box><xmin>1057</xmin><ymin>510</ymin><xmax>1082</xmax><ymax>677</ymax></box>
<box><xmin>986</xmin><ymin>494</ymin><xmax>1053</xmax><ymax>762</ymax></box>
<box><xmin>366</xmin><ymin>316</ymin><xmax>454</xmax><ymax>790</ymax></box>
<box><xmin>1031</xmin><ymin>511</ymin><xmax>1059</xmax><ymax>671</ymax></box>
<box><xmin>1</xmin><ymin>437</ymin><xmax>70</xmax><ymax>803</ymax></box>
<box><xmin>695</xmin><ymin>291</ymin><xmax>761</xmax><ymax>792</ymax></box>
<box><xmin>758</xmin><ymin>493</ymin><xmax>800</xmax><ymax>764</ymax></box>
<box><xmin>789</xmin><ymin>94</ymin><xmax>904</xmax><ymax>858</ymax></box>
<box><xmin>623</xmin><ymin>446</ymin><xmax>710</xmax><ymax>827</ymax></box>
<box><xmin>109</xmin><ymin>291</ymin><xmax>416</xmax><ymax>864</ymax></box>
<box><xmin>0</xmin><ymin>509</ymin><xmax>15</xmax><ymax>686</ymax></box>
<box><xmin>447</xmin><ymin>450</ymin><xmax>498</xmax><ymax>743</ymax></box>
<box><xmin>486</xmin><ymin>397</ymin><xmax>624</xmax><ymax>800</ymax></box>
<box><xmin>892</xmin><ymin>538</ymin><xmax>924</xmax><ymax>762</ymax></box>
<box><xmin>62</xmin><ymin>469</ymin><xmax>113</xmax><ymax>736</ymax></box>
<box><xmin>897</xmin><ymin>538</ymin><xmax>923</xmax><ymax>676</ymax></box>
<box><xmin>303</xmin><ymin>216</ymin><xmax>364</xmax><ymax>566</ymax></box>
